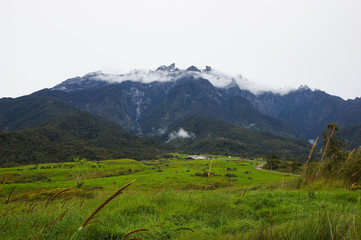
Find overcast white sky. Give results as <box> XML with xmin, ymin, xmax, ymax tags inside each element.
<box><xmin>1</xmin><ymin>0</ymin><xmax>361</xmax><ymax>99</ymax></box>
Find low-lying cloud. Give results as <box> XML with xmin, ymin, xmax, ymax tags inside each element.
<box><xmin>88</xmin><ymin>64</ymin><xmax>307</xmax><ymax>96</ymax></box>
<box><xmin>166</xmin><ymin>128</ymin><xmax>196</xmax><ymax>143</ymax></box>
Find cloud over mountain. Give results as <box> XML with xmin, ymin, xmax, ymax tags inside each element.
<box><xmin>166</xmin><ymin>127</ymin><xmax>196</xmax><ymax>143</ymax></box>
<box><xmin>87</xmin><ymin>64</ymin><xmax>300</xmax><ymax>95</ymax></box>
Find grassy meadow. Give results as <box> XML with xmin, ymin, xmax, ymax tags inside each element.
<box><xmin>0</xmin><ymin>155</ymin><xmax>361</xmax><ymax>239</ymax></box>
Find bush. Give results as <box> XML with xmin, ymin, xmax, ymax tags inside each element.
<box><xmin>301</xmin><ymin>123</ymin><xmax>361</xmax><ymax>189</ymax></box>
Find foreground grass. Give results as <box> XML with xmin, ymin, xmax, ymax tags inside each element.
<box><xmin>1</xmin><ymin>156</ymin><xmax>360</xmax><ymax>239</ymax></box>
<box><xmin>1</xmin><ymin>188</ymin><xmax>360</xmax><ymax>239</ymax></box>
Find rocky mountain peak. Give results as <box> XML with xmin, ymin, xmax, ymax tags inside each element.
<box><xmin>156</xmin><ymin>63</ymin><xmax>177</xmax><ymax>71</ymax></box>
<box><xmin>186</xmin><ymin>65</ymin><xmax>201</xmax><ymax>72</ymax></box>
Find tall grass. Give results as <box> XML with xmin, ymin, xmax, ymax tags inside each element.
<box><xmin>1</xmin><ymin>154</ymin><xmax>361</xmax><ymax>239</ymax></box>
<box><xmin>79</xmin><ymin>179</ymin><xmax>135</xmax><ymax>230</ymax></box>
<box><xmin>300</xmin><ymin>122</ymin><xmax>361</xmax><ymax>190</ymax></box>
<box><xmin>1</xmin><ymin>187</ymin><xmax>361</xmax><ymax>239</ymax></box>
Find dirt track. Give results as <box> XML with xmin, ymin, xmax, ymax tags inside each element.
<box><xmin>254</xmin><ymin>163</ymin><xmax>300</xmax><ymax>176</ymax></box>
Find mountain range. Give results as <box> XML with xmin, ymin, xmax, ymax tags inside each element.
<box><xmin>35</xmin><ymin>64</ymin><xmax>361</xmax><ymax>143</ymax></box>
<box><xmin>1</xmin><ymin>63</ymin><xmax>360</xmax><ymax>165</ymax></box>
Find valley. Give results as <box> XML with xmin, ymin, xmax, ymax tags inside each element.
<box><xmin>2</xmin><ymin>0</ymin><xmax>360</xmax><ymax>238</ymax></box>
<box><xmin>0</xmin><ymin>64</ymin><xmax>361</xmax><ymax>239</ymax></box>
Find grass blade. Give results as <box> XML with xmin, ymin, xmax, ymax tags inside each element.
<box><xmin>79</xmin><ymin>179</ymin><xmax>136</xmax><ymax>230</ymax></box>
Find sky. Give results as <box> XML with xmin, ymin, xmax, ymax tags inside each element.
<box><xmin>1</xmin><ymin>0</ymin><xmax>361</xmax><ymax>100</ymax></box>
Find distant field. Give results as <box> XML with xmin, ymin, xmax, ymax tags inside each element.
<box><xmin>0</xmin><ymin>155</ymin><xmax>289</xmax><ymax>194</ymax></box>
<box><xmin>0</xmin><ymin>156</ymin><xmax>360</xmax><ymax>239</ymax></box>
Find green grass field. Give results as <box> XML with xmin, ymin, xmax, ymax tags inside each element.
<box><xmin>0</xmin><ymin>155</ymin><xmax>360</xmax><ymax>239</ymax></box>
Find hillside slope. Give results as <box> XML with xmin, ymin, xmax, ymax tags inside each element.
<box><xmin>0</xmin><ymin>95</ymin><xmax>77</xmax><ymax>131</ymax></box>
<box><xmin>231</xmin><ymin>87</ymin><xmax>361</xmax><ymax>141</ymax></box>
<box><xmin>160</xmin><ymin>115</ymin><xmax>312</xmax><ymax>160</ymax></box>
<box><xmin>340</xmin><ymin>124</ymin><xmax>361</xmax><ymax>149</ymax></box>
<box><xmin>0</xmin><ymin>96</ymin><xmax>170</xmax><ymax>166</ymax></box>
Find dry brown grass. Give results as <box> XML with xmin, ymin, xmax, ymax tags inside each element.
<box><xmin>55</xmin><ymin>209</ymin><xmax>69</xmax><ymax>222</ymax></box>
<box><xmin>305</xmin><ymin>136</ymin><xmax>319</xmax><ymax>167</ymax></box>
<box><xmin>31</xmin><ymin>224</ymin><xmax>48</xmax><ymax>239</ymax></box>
<box><xmin>35</xmin><ymin>189</ymin><xmax>42</xmax><ymax>199</ymax></box>
<box><xmin>2</xmin><ymin>209</ymin><xmax>10</xmax><ymax>218</ymax></box>
<box><xmin>346</xmin><ymin>149</ymin><xmax>356</xmax><ymax>163</ymax></box>
<box><xmin>28</xmin><ymin>203</ymin><xmax>38</xmax><ymax>213</ymax></box>
<box><xmin>0</xmin><ymin>178</ymin><xmax>7</xmax><ymax>195</ymax></box>
<box><xmin>0</xmin><ymin>222</ymin><xmax>9</xmax><ymax>232</ymax></box>
<box><xmin>243</xmin><ymin>187</ymin><xmax>248</xmax><ymax>197</ymax></box>
<box><xmin>44</xmin><ymin>188</ymin><xmax>71</xmax><ymax>209</ymax></box>
<box><xmin>151</xmin><ymin>189</ymin><xmax>161</xmax><ymax>199</ymax></box>
<box><xmin>57</xmin><ymin>227</ymin><xmax>68</xmax><ymax>240</ymax></box>
<box><xmin>14</xmin><ymin>215</ymin><xmax>25</xmax><ymax>231</ymax></box>
<box><xmin>85</xmin><ymin>225</ymin><xmax>94</xmax><ymax>235</ymax></box>
<box><xmin>123</xmin><ymin>228</ymin><xmax>151</xmax><ymax>239</ymax></box>
<box><xmin>350</xmin><ymin>182</ymin><xmax>358</xmax><ymax>190</ymax></box>
<box><xmin>174</xmin><ymin>227</ymin><xmax>194</xmax><ymax>232</ymax></box>
<box><xmin>79</xmin><ymin>179</ymin><xmax>136</xmax><ymax>230</ymax></box>
<box><xmin>321</xmin><ymin>126</ymin><xmax>336</xmax><ymax>163</ymax></box>
<box><xmin>5</xmin><ymin>185</ymin><xmax>15</xmax><ymax>204</ymax></box>
<box><xmin>31</xmin><ymin>220</ymin><xmax>38</xmax><ymax>230</ymax></box>
<box><xmin>60</xmin><ymin>197</ymin><xmax>72</xmax><ymax>208</ymax></box>
<box><xmin>154</xmin><ymin>224</ymin><xmax>165</xmax><ymax>229</ymax></box>
<box><xmin>49</xmin><ymin>188</ymin><xmax>71</xmax><ymax>202</ymax></box>
<box><xmin>79</xmin><ymin>199</ymin><xmax>85</xmax><ymax>207</ymax></box>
